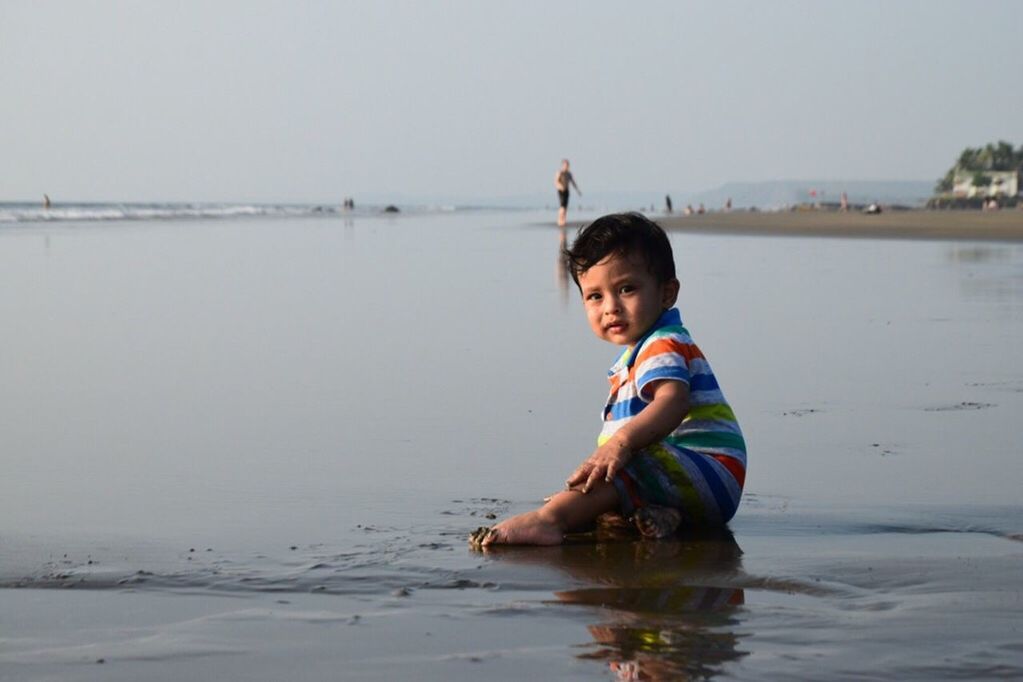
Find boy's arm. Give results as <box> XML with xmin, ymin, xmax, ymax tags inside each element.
<box><xmin>567</xmin><ymin>379</ymin><xmax>689</xmax><ymax>493</ymax></box>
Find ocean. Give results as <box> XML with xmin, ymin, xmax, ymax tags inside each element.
<box><xmin>1</xmin><ymin>207</ymin><xmax>1021</xmax><ymax>680</ymax></box>
<box><xmin>0</xmin><ymin>200</ymin><xmax>500</xmax><ymax>225</ymax></box>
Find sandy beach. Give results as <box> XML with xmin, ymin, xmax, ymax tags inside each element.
<box><xmin>655</xmin><ymin>208</ymin><xmax>1023</xmax><ymax>242</ymax></box>
<box><xmin>5</xmin><ymin>0</ymin><xmax>1023</xmax><ymax>676</ymax></box>
<box><xmin>2</xmin><ymin>209</ymin><xmax>1021</xmax><ymax>680</ymax></box>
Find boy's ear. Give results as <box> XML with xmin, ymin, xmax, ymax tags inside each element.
<box><xmin>661</xmin><ymin>278</ymin><xmax>680</xmax><ymax>308</ymax></box>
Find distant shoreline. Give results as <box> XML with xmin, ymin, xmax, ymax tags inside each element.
<box><xmin>662</xmin><ymin>209</ymin><xmax>1023</xmax><ymax>242</ymax></box>
<box><xmin>561</xmin><ymin>209</ymin><xmax>1023</xmax><ymax>242</ymax></box>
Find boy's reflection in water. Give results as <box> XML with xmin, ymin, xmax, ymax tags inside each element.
<box><xmin>485</xmin><ymin>526</ymin><xmax>746</xmax><ymax>680</ymax></box>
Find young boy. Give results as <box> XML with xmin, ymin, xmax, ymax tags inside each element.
<box><xmin>472</xmin><ymin>213</ymin><xmax>746</xmax><ymax>547</ymax></box>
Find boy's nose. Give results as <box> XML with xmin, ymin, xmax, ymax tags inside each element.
<box><xmin>603</xmin><ymin>297</ymin><xmax>621</xmax><ymax>314</ymax></box>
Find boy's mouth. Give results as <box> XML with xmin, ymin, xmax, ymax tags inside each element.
<box><xmin>605</xmin><ymin>321</ymin><xmax>627</xmax><ymax>334</ymax></box>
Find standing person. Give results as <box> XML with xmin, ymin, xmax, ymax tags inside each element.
<box><xmin>470</xmin><ymin>213</ymin><xmax>746</xmax><ymax>547</ymax></box>
<box><xmin>665</xmin><ymin>195</ymin><xmax>673</xmax><ymax>214</ymax></box>
<box><xmin>555</xmin><ymin>159</ymin><xmax>581</xmax><ymax>227</ymax></box>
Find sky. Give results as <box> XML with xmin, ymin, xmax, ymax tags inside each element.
<box><xmin>2</xmin><ymin>0</ymin><xmax>1022</xmax><ymax>203</ymax></box>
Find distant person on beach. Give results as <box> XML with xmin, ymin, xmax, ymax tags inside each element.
<box><xmin>555</xmin><ymin>159</ymin><xmax>581</xmax><ymax>226</ymax></box>
<box><xmin>43</xmin><ymin>194</ymin><xmax>51</xmax><ymax>209</ymax></box>
<box><xmin>471</xmin><ymin>213</ymin><xmax>746</xmax><ymax>547</ymax></box>
<box><xmin>665</xmin><ymin>195</ymin><xmax>673</xmax><ymax>213</ymax></box>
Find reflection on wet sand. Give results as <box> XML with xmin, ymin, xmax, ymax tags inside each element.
<box><xmin>556</xmin><ymin>226</ymin><xmax>570</xmax><ymax>304</ymax></box>
<box><xmin>483</xmin><ymin>527</ymin><xmax>746</xmax><ymax>680</ymax></box>
<box><xmin>946</xmin><ymin>244</ymin><xmax>1023</xmax><ymax>304</ymax></box>
<box><xmin>946</xmin><ymin>244</ymin><xmax>1011</xmax><ymax>264</ymax></box>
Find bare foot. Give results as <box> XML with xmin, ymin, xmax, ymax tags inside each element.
<box><xmin>468</xmin><ymin>511</ymin><xmax>564</xmax><ymax>548</ymax></box>
<box><xmin>470</xmin><ymin>484</ymin><xmax>619</xmax><ymax>549</ymax></box>
<box><xmin>468</xmin><ymin>526</ymin><xmax>495</xmax><ymax>548</ymax></box>
<box><xmin>632</xmin><ymin>506</ymin><xmax>682</xmax><ymax>539</ymax></box>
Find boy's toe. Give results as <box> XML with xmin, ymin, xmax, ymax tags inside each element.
<box><xmin>468</xmin><ymin>526</ymin><xmax>495</xmax><ymax>548</ymax></box>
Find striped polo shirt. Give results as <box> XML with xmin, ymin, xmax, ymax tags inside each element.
<box><xmin>598</xmin><ymin>308</ymin><xmax>747</xmax><ymax>489</ymax></box>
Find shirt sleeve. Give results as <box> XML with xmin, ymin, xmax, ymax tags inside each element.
<box><xmin>633</xmin><ymin>334</ymin><xmax>691</xmax><ymax>402</ymax></box>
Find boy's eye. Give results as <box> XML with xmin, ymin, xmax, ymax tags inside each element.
<box><xmin>586</xmin><ymin>292</ymin><xmax>602</xmax><ymax>301</ymax></box>
<box><xmin>619</xmin><ymin>284</ymin><xmax>635</xmax><ymax>294</ymax></box>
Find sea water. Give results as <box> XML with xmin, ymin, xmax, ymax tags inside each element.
<box><xmin>1</xmin><ymin>208</ymin><xmax>1021</xmax><ymax>680</ymax></box>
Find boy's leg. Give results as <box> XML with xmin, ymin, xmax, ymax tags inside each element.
<box><xmin>477</xmin><ymin>482</ymin><xmax>619</xmax><ymax>546</ymax></box>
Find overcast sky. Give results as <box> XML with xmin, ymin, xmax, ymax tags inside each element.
<box><xmin>3</xmin><ymin>1</ymin><xmax>1021</xmax><ymax>203</ymax></box>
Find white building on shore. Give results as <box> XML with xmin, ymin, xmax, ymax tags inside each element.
<box><xmin>951</xmin><ymin>170</ymin><xmax>1020</xmax><ymax>198</ymax></box>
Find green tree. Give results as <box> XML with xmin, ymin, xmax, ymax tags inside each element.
<box><xmin>935</xmin><ymin>140</ymin><xmax>1022</xmax><ymax>195</ymax></box>
<box><xmin>957</xmin><ymin>147</ymin><xmax>979</xmax><ymax>169</ymax></box>
<box><xmin>992</xmin><ymin>141</ymin><xmax>1015</xmax><ymax>170</ymax></box>
<box><xmin>935</xmin><ymin>168</ymin><xmax>955</xmax><ymax>194</ymax></box>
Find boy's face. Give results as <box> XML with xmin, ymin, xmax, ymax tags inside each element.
<box><xmin>577</xmin><ymin>252</ymin><xmax>679</xmax><ymax>346</ymax></box>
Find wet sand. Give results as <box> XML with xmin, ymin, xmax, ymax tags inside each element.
<box><xmin>4</xmin><ymin>507</ymin><xmax>1021</xmax><ymax>680</ymax></box>
<box><xmin>2</xmin><ymin>210</ymin><xmax>1022</xmax><ymax>679</ymax></box>
<box><xmin>656</xmin><ymin>208</ymin><xmax>1023</xmax><ymax>241</ymax></box>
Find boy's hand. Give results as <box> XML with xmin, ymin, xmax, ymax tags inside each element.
<box><xmin>566</xmin><ymin>380</ymin><xmax>690</xmax><ymax>494</ymax></box>
<box><xmin>566</xmin><ymin>437</ymin><xmax>631</xmax><ymax>493</ymax></box>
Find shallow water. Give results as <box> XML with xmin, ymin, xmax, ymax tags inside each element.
<box><xmin>1</xmin><ymin>211</ymin><xmax>1021</xmax><ymax>679</ymax></box>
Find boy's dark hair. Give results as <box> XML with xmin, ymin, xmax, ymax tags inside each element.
<box><xmin>562</xmin><ymin>212</ymin><xmax>676</xmax><ymax>288</ymax></box>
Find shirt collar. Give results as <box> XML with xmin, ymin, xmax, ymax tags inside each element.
<box><xmin>608</xmin><ymin>307</ymin><xmax>682</xmax><ymax>374</ymax></box>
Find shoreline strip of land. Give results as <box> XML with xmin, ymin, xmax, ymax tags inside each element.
<box><xmin>556</xmin><ymin>209</ymin><xmax>1023</xmax><ymax>242</ymax></box>
<box><xmin>655</xmin><ymin>209</ymin><xmax>1023</xmax><ymax>242</ymax></box>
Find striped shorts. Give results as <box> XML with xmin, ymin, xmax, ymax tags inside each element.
<box><xmin>611</xmin><ymin>443</ymin><xmax>744</xmax><ymax>525</ymax></box>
